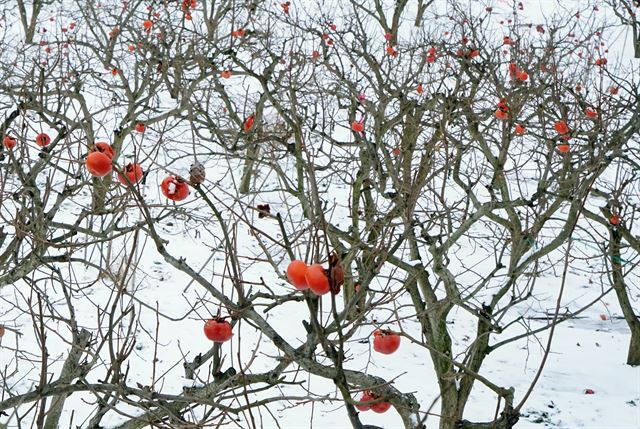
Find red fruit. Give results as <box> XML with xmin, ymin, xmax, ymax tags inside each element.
<box><xmin>557</xmin><ymin>144</ymin><xmax>570</xmax><ymax>153</ymax></box>
<box><xmin>426</xmin><ymin>54</ymin><xmax>436</xmax><ymax>63</ymax></box>
<box><xmin>286</xmin><ymin>260</ymin><xmax>308</xmax><ymax>290</ymax></box>
<box><xmin>495</xmin><ymin>108</ymin><xmax>508</xmax><ymax>120</ymax></box>
<box><xmin>0</xmin><ymin>325</ymin><xmax>4</xmax><ymax>337</ymax></box>
<box><xmin>86</xmin><ymin>152</ymin><xmax>113</xmax><ymax>177</ymax></box>
<box><xmin>609</xmin><ymin>86</ymin><xmax>618</xmax><ymax>95</ymax></box>
<box><xmin>244</xmin><ymin>114</ymin><xmax>255</xmax><ymax>132</ymax></box>
<box><xmin>585</xmin><ymin>108</ymin><xmax>598</xmax><ymax>119</ymax></box>
<box><xmin>416</xmin><ymin>83</ymin><xmax>423</xmax><ymax>94</ymax></box>
<box><xmin>203</xmin><ymin>318</ymin><xmax>233</xmax><ymax>343</ymax></box>
<box><xmin>35</xmin><ymin>132</ymin><xmax>51</xmax><ymax>147</ymax></box>
<box><xmin>503</xmin><ymin>36</ymin><xmax>512</xmax><ymax>45</ymax></box>
<box><xmin>508</xmin><ymin>62</ymin><xmax>519</xmax><ymax>77</ymax></box>
<box><xmin>221</xmin><ymin>70</ymin><xmax>231</xmax><ymax>79</ymax></box>
<box><xmin>599</xmin><ymin>314</ymin><xmax>607</xmax><ymax>321</ymax></box>
<box><xmin>111</xmin><ymin>67</ymin><xmax>118</xmax><ymax>76</ymax></box>
<box><xmin>515</xmin><ymin>124</ymin><xmax>525</xmax><ymax>135</ymax></box>
<box><xmin>143</xmin><ymin>20</ymin><xmax>153</xmax><ymax>30</ymax></box>
<box><xmin>351</xmin><ymin>120</ymin><xmax>364</xmax><ymax>133</ymax></box>
<box><xmin>518</xmin><ymin>71</ymin><xmax>528</xmax><ymax>81</ymax></box>
<box><xmin>554</xmin><ymin>120</ymin><xmax>569</xmax><ymax>135</ymax></box>
<box><xmin>594</xmin><ymin>58</ymin><xmax>607</xmax><ymax>66</ymax></box>
<box><xmin>3</xmin><ymin>135</ymin><xmax>17</xmax><ymax>150</ymax></box>
<box><xmin>384</xmin><ymin>32</ymin><xmax>392</xmax><ymax>41</ymax></box>
<box><xmin>135</xmin><ymin>122</ymin><xmax>145</xmax><ymax>132</ymax></box>
<box><xmin>356</xmin><ymin>391</ymin><xmax>374</xmax><ymax>412</ymax></box>
<box><xmin>584</xmin><ymin>388</ymin><xmax>595</xmax><ymax>394</ymax></box>
<box><xmin>117</xmin><ymin>163</ymin><xmax>144</xmax><ymax>185</ymax></box>
<box><xmin>392</xmin><ymin>147</ymin><xmax>401</xmax><ymax>156</ymax></box>
<box><xmin>305</xmin><ymin>264</ymin><xmax>330</xmax><ymax>295</ymax></box>
<box><xmin>610</xmin><ymin>214</ymin><xmax>620</xmax><ymax>225</ymax></box>
<box><xmin>94</xmin><ymin>142</ymin><xmax>114</xmax><ymax>159</ymax></box>
<box><xmin>386</xmin><ymin>46</ymin><xmax>396</xmax><ymax>56</ymax></box>
<box><xmin>161</xmin><ymin>176</ymin><xmax>189</xmax><ymax>201</ymax></box>
<box><xmin>232</xmin><ymin>28</ymin><xmax>245</xmax><ymax>37</ymax></box>
<box><xmin>372</xmin><ymin>330</ymin><xmax>401</xmax><ymax>355</ymax></box>
<box><xmin>371</xmin><ymin>400</ymin><xmax>392</xmax><ymax>413</ymax></box>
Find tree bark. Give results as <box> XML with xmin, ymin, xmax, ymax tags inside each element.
<box><xmin>609</xmin><ymin>227</ymin><xmax>640</xmax><ymax>366</ymax></box>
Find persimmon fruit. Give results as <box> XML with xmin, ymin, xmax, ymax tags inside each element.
<box><xmin>203</xmin><ymin>318</ymin><xmax>233</xmax><ymax>343</ymax></box>
<box><xmin>305</xmin><ymin>264</ymin><xmax>330</xmax><ymax>295</ymax></box>
<box><xmin>372</xmin><ymin>330</ymin><xmax>401</xmax><ymax>355</ymax></box>
<box><xmin>35</xmin><ymin>132</ymin><xmax>51</xmax><ymax>147</ymax></box>
<box><xmin>86</xmin><ymin>152</ymin><xmax>113</xmax><ymax>177</ymax></box>
<box><xmin>286</xmin><ymin>260</ymin><xmax>308</xmax><ymax>290</ymax></box>
<box><xmin>161</xmin><ymin>176</ymin><xmax>189</xmax><ymax>201</ymax></box>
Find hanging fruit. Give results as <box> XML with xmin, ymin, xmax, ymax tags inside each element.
<box><xmin>117</xmin><ymin>163</ymin><xmax>144</xmax><ymax>185</ymax></box>
<box><xmin>351</xmin><ymin>120</ymin><xmax>364</xmax><ymax>133</ymax></box>
<box><xmin>305</xmin><ymin>264</ymin><xmax>330</xmax><ymax>295</ymax></box>
<box><xmin>372</xmin><ymin>329</ymin><xmax>401</xmax><ymax>354</ymax></box>
<box><xmin>203</xmin><ymin>318</ymin><xmax>233</xmax><ymax>343</ymax></box>
<box><xmin>2</xmin><ymin>135</ymin><xmax>17</xmax><ymax>150</ymax></box>
<box><xmin>86</xmin><ymin>152</ymin><xmax>113</xmax><ymax>177</ymax></box>
<box><xmin>286</xmin><ymin>260</ymin><xmax>309</xmax><ymax>290</ymax></box>
<box><xmin>94</xmin><ymin>142</ymin><xmax>114</xmax><ymax>159</ymax></box>
<box><xmin>356</xmin><ymin>391</ymin><xmax>391</xmax><ymax>413</ymax></box>
<box><xmin>35</xmin><ymin>132</ymin><xmax>51</xmax><ymax>147</ymax></box>
<box><xmin>557</xmin><ymin>143</ymin><xmax>570</xmax><ymax>153</ymax></box>
<box><xmin>426</xmin><ymin>47</ymin><xmax>436</xmax><ymax>63</ymax></box>
<box><xmin>609</xmin><ymin>214</ymin><xmax>620</xmax><ymax>225</ymax></box>
<box><xmin>161</xmin><ymin>175</ymin><xmax>190</xmax><ymax>201</ymax></box>
<box><xmin>244</xmin><ymin>114</ymin><xmax>255</xmax><ymax>132</ymax></box>
<box><xmin>554</xmin><ymin>120</ymin><xmax>569</xmax><ymax>135</ymax></box>
<box><xmin>515</xmin><ymin>124</ymin><xmax>525</xmax><ymax>135</ymax></box>
<box><xmin>135</xmin><ymin>122</ymin><xmax>146</xmax><ymax>132</ymax></box>
<box><xmin>585</xmin><ymin>108</ymin><xmax>598</xmax><ymax>119</ymax></box>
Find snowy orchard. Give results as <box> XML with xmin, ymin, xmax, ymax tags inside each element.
<box><xmin>0</xmin><ymin>1</ymin><xmax>640</xmax><ymax>429</ymax></box>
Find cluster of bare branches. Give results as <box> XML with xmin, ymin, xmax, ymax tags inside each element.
<box><xmin>0</xmin><ymin>1</ymin><xmax>639</xmax><ymax>429</ymax></box>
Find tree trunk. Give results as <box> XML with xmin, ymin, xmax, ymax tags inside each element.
<box><xmin>609</xmin><ymin>227</ymin><xmax>640</xmax><ymax>366</ymax></box>
<box><xmin>627</xmin><ymin>325</ymin><xmax>640</xmax><ymax>366</ymax></box>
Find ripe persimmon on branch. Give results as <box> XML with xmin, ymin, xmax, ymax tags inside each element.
<box><xmin>0</xmin><ymin>1</ymin><xmax>639</xmax><ymax>429</ymax></box>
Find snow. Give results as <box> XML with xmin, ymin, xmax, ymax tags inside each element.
<box><xmin>1</xmin><ymin>0</ymin><xmax>640</xmax><ymax>428</ymax></box>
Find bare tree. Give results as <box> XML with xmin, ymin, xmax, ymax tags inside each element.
<box><xmin>1</xmin><ymin>1</ymin><xmax>639</xmax><ymax>429</ymax></box>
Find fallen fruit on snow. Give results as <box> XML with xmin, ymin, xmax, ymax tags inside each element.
<box><xmin>35</xmin><ymin>132</ymin><xmax>51</xmax><ymax>147</ymax></box>
<box><xmin>161</xmin><ymin>175</ymin><xmax>189</xmax><ymax>201</ymax></box>
<box><xmin>305</xmin><ymin>264</ymin><xmax>330</xmax><ymax>295</ymax></box>
<box><xmin>117</xmin><ymin>163</ymin><xmax>144</xmax><ymax>185</ymax></box>
<box><xmin>203</xmin><ymin>318</ymin><xmax>233</xmax><ymax>343</ymax></box>
<box><xmin>373</xmin><ymin>329</ymin><xmax>401</xmax><ymax>355</ymax></box>
<box><xmin>86</xmin><ymin>152</ymin><xmax>113</xmax><ymax>177</ymax></box>
<box><xmin>584</xmin><ymin>388</ymin><xmax>595</xmax><ymax>394</ymax></box>
<box><xmin>286</xmin><ymin>260</ymin><xmax>308</xmax><ymax>290</ymax></box>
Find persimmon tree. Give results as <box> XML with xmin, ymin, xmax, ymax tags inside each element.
<box><xmin>0</xmin><ymin>1</ymin><xmax>639</xmax><ymax>429</ymax></box>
